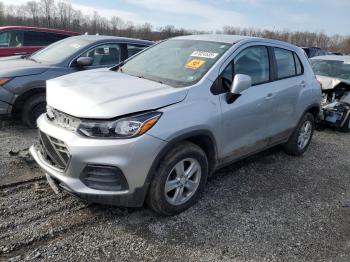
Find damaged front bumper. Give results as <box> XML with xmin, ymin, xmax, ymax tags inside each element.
<box><xmin>320</xmin><ymin>101</ymin><xmax>350</xmax><ymax>128</ymax></box>
<box><xmin>317</xmin><ymin>76</ymin><xmax>350</xmax><ymax>131</ymax></box>
<box><xmin>29</xmin><ymin>115</ymin><xmax>166</xmax><ymax>207</ymax></box>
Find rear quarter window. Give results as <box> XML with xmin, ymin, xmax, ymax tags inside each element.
<box><xmin>293</xmin><ymin>53</ymin><xmax>303</xmax><ymax>75</ymax></box>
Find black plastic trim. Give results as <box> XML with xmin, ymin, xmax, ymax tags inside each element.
<box><xmin>142</xmin><ymin>130</ymin><xmax>219</xmax><ymax>197</ymax></box>
<box><xmin>80</xmin><ymin>164</ymin><xmax>129</xmax><ymax>191</ymax></box>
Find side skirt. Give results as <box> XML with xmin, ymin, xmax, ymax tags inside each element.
<box><xmin>216</xmin><ymin>128</ymin><xmax>293</xmax><ymax>170</ymax></box>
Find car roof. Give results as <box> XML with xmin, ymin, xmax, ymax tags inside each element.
<box><xmin>172</xmin><ymin>34</ymin><xmax>299</xmax><ymax>50</ymax></box>
<box><xmin>173</xmin><ymin>34</ymin><xmax>255</xmax><ymax>44</ymax></box>
<box><xmin>301</xmin><ymin>47</ymin><xmax>323</xmax><ymax>50</ymax></box>
<box><xmin>71</xmin><ymin>34</ymin><xmax>154</xmax><ymax>45</ymax></box>
<box><xmin>311</xmin><ymin>55</ymin><xmax>350</xmax><ymax>62</ymax></box>
<box><xmin>0</xmin><ymin>26</ymin><xmax>79</xmax><ymax>35</ymax></box>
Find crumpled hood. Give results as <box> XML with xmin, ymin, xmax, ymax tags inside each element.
<box><xmin>47</xmin><ymin>69</ymin><xmax>188</xmax><ymax>119</ymax></box>
<box><xmin>316</xmin><ymin>75</ymin><xmax>350</xmax><ymax>90</ymax></box>
<box><xmin>0</xmin><ymin>58</ymin><xmax>49</xmax><ymax>77</ymax></box>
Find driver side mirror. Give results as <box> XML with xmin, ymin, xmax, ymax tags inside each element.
<box><xmin>226</xmin><ymin>74</ymin><xmax>252</xmax><ymax>104</ymax></box>
<box><xmin>76</xmin><ymin>57</ymin><xmax>94</xmax><ymax>67</ymax></box>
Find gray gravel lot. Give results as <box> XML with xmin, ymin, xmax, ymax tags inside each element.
<box><xmin>0</xmin><ymin>121</ymin><xmax>349</xmax><ymax>261</ymax></box>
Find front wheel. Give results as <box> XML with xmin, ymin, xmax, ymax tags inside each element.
<box><xmin>21</xmin><ymin>94</ymin><xmax>46</xmax><ymax>128</ymax></box>
<box><xmin>284</xmin><ymin>112</ymin><xmax>315</xmax><ymax>156</ymax></box>
<box><xmin>147</xmin><ymin>142</ymin><xmax>208</xmax><ymax>216</ymax></box>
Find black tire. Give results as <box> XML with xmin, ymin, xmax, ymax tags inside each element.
<box><xmin>338</xmin><ymin>112</ymin><xmax>350</xmax><ymax>133</ymax></box>
<box><xmin>21</xmin><ymin>94</ymin><xmax>46</xmax><ymax>128</ymax></box>
<box><xmin>283</xmin><ymin>112</ymin><xmax>315</xmax><ymax>156</ymax></box>
<box><xmin>147</xmin><ymin>141</ymin><xmax>208</xmax><ymax>216</ymax></box>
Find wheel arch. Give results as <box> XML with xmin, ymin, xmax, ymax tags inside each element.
<box><xmin>143</xmin><ymin>130</ymin><xmax>219</xmax><ymax>200</ymax></box>
<box><xmin>12</xmin><ymin>82</ymin><xmax>46</xmax><ymax>117</ymax></box>
<box><xmin>304</xmin><ymin>103</ymin><xmax>320</xmax><ymax>121</ymax></box>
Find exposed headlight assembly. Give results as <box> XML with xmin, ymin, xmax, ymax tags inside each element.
<box><xmin>78</xmin><ymin>111</ymin><xmax>162</xmax><ymax>138</ymax></box>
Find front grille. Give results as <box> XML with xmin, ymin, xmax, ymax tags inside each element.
<box><xmin>39</xmin><ymin>131</ymin><xmax>70</xmax><ymax>171</ymax></box>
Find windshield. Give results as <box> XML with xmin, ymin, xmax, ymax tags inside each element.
<box><xmin>30</xmin><ymin>37</ymin><xmax>92</xmax><ymax>64</ymax></box>
<box><xmin>311</xmin><ymin>59</ymin><xmax>350</xmax><ymax>82</ymax></box>
<box><xmin>121</xmin><ymin>39</ymin><xmax>231</xmax><ymax>87</ymax></box>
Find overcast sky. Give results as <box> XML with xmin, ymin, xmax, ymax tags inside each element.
<box><xmin>2</xmin><ymin>0</ymin><xmax>350</xmax><ymax>35</ymax></box>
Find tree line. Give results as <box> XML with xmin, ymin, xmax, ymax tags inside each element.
<box><xmin>0</xmin><ymin>0</ymin><xmax>349</xmax><ymax>53</ymax></box>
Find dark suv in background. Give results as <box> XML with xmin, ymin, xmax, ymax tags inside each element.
<box><xmin>302</xmin><ymin>47</ymin><xmax>329</xmax><ymax>58</ymax></box>
<box><xmin>0</xmin><ymin>26</ymin><xmax>79</xmax><ymax>57</ymax></box>
<box><xmin>0</xmin><ymin>35</ymin><xmax>153</xmax><ymax>127</ymax></box>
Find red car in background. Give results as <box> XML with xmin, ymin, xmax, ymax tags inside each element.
<box><xmin>0</xmin><ymin>26</ymin><xmax>80</xmax><ymax>57</ymax></box>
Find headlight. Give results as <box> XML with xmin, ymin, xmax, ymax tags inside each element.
<box><xmin>78</xmin><ymin>111</ymin><xmax>162</xmax><ymax>138</ymax></box>
<box><xmin>0</xmin><ymin>78</ymin><xmax>12</xmax><ymax>86</ymax></box>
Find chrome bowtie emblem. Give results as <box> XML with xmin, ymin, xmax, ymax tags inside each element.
<box><xmin>46</xmin><ymin>107</ymin><xmax>55</xmax><ymax>120</ymax></box>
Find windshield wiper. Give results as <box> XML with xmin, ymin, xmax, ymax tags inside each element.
<box><xmin>27</xmin><ymin>57</ymin><xmax>39</xmax><ymax>63</ymax></box>
<box><xmin>112</xmin><ymin>61</ymin><xmax>125</xmax><ymax>72</ymax></box>
<box><xmin>136</xmin><ymin>74</ymin><xmax>163</xmax><ymax>85</ymax></box>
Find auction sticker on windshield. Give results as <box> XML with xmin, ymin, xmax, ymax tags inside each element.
<box><xmin>190</xmin><ymin>51</ymin><xmax>218</xmax><ymax>59</ymax></box>
<box><xmin>185</xmin><ymin>59</ymin><xmax>206</xmax><ymax>70</ymax></box>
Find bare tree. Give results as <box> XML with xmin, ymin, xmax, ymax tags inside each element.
<box><xmin>0</xmin><ymin>2</ymin><xmax>4</xmax><ymax>25</ymax></box>
<box><xmin>40</xmin><ymin>0</ymin><xmax>54</xmax><ymax>27</ymax></box>
<box><xmin>0</xmin><ymin>0</ymin><xmax>348</xmax><ymax>53</ymax></box>
<box><xmin>110</xmin><ymin>16</ymin><xmax>124</xmax><ymax>34</ymax></box>
<box><xmin>26</xmin><ymin>1</ymin><xmax>40</xmax><ymax>26</ymax></box>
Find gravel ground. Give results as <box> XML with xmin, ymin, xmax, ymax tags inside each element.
<box><xmin>0</xmin><ymin>121</ymin><xmax>349</xmax><ymax>261</ymax></box>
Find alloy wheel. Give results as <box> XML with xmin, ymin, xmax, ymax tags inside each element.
<box><xmin>164</xmin><ymin>158</ymin><xmax>202</xmax><ymax>206</ymax></box>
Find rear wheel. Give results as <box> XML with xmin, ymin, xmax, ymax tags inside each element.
<box><xmin>21</xmin><ymin>94</ymin><xmax>46</xmax><ymax>128</ymax></box>
<box><xmin>284</xmin><ymin>112</ymin><xmax>314</xmax><ymax>156</ymax></box>
<box><xmin>147</xmin><ymin>142</ymin><xmax>208</xmax><ymax>216</ymax></box>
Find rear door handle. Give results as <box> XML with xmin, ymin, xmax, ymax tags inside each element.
<box><xmin>15</xmin><ymin>52</ymin><xmax>27</xmax><ymax>55</ymax></box>
<box><xmin>300</xmin><ymin>81</ymin><xmax>306</xmax><ymax>88</ymax></box>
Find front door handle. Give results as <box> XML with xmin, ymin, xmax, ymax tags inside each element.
<box><xmin>300</xmin><ymin>81</ymin><xmax>306</xmax><ymax>88</ymax></box>
<box><xmin>15</xmin><ymin>52</ymin><xmax>27</xmax><ymax>55</ymax></box>
<box><xmin>265</xmin><ymin>93</ymin><xmax>274</xmax><ymax>100</ymax></box>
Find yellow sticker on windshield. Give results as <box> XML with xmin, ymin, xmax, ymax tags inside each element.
<box><xmin>185</xmin><ymin>59</ymin><xmax>206</xmax><ymax>70</ymax></box>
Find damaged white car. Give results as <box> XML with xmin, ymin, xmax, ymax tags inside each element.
<box><xmin>311</xmin><ymin>55</ymin><xmax>350</xmax><ymax>132</ymax></box>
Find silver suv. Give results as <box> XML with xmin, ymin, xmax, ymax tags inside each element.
<box><xmin>30</xmin><ymin>35</ymin><xmax>321</xmax><ymax>216</ymax></box>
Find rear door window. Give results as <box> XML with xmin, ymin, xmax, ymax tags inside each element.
<box><xmin>24</xmin><ymin>31</ymin><xmax>47</xmax><ymax>46</ymax></box>
<box><xmin>44</xmin><ymin>33</ymin><xmax>70</xmax><ymax>44</ymax></box>
<box><xmin>274</xmin><ymin>48</ymin><xmax>296</xmax><ymax>79</ymax></box>
<box><xmin>23</xmin><ymin>31</ymin><xmax>69</xmax><ymax>46</ymax></box>
<box><xmin>234</xmin><ymin>46</ymin><xmax>270</xmax><ymax>85</ymax></box>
